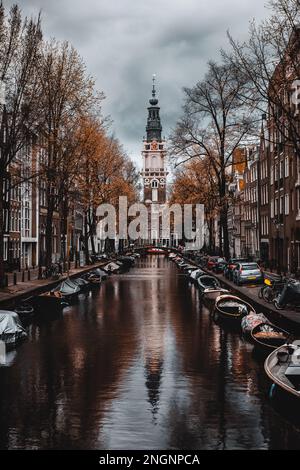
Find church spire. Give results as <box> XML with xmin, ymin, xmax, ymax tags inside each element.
<box><xmin>146</xmin><ymin>74</ymin><xmax>162</xmax><ymax>142</ymax></box>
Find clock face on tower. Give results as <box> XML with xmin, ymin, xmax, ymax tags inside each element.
<box><xmin>151</xmin><ymin>141</ymin><xmax>158</xmax><ymax>151</ymax></box>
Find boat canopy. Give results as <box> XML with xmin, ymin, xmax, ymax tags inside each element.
<box><xmin>0</xmin><ymin>311</ymin><xmax>27</xmax><ymax>338</ymax></box>
<box><xmin>91</xmin><ymin>268</ymin><xmax>107</xmax><ymax>277</ymax></box>
<box><xmin>54</xmin><ymin>280</ymin><xmax>81</xmax><ymax>295</ymax></box>
<box><xmin>103</xmin><ymin>262</ymin><xmax>120</xmax><ymax>272</ymax></box>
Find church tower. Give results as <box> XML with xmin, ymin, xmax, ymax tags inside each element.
<box><xmin>141</xmin><ymin>76</ymin><xmax>168</xmax><ymax>206</ymax></box>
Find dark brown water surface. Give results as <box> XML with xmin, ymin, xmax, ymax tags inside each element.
<box><xmin>0</xmin><ymin>256</ymin><xmax>300</xmax><ymax>450</ymax></box>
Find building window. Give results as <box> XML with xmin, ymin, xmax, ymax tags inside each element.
<box><xmin>280</xmin><ymin>196</ymin><xmax>284</xmax><ymax>214</ymax></box>
<box><xmin>285</xmin><ymin>194</ymin><xmax>289</xmax><ymax>215</ymax></box>
<box><xmin>151</xmin><ymin>180</ymin><xmax>158</xmax><ymax>189</ymax></box>
<box><xmin>270</xmin><ymin>165</ymin><xmax>274</xmax><ymax>185</ymax></box>
<box><xmin>152</xmin><ymin>188</ymin><xmax>158</xmax><ymax>202</ymax></box>
<box><xmin>279</xmin><ymin>160</ymin><xmax>284</xmax><ymax>179</ymax></box>
<box><xmin>285</xmin><ymin>156</ymin><xmax>289</xmax><ymax>178</ymax></box>
<box><xmin>274</xmin><ymin>198</ymin><xmax>278</xmax><ymax>216</ymax></box>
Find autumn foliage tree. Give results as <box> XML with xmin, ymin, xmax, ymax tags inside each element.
<box><xmin>75</xmin><ymin>117</ymin><xmax>139</xmax><ymax>261</ymax></box>
<box><xmin>37</xmin><ymin>40</ymin><xmax>103</xmax><ymax>269</ymax></box>
<box><xmin>169</xmin><ymin>157</ymin><xmax>220</xmax><ymax>252</ymax></box>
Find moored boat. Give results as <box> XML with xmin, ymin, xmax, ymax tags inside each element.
<box><xmin>14</xmin><ymin>303</ymin><xmax>34</xmax><ymax>318</ymax></box>
<box><xmin>264</xmin><ymin>340</ymin><xmax>300</xmax><ymax>398</ymax></box>
<box><xmin>197</xmin><ymin>275</ymin><xmax>228</xmax><ymax>300</ymax></box>
<box><xmin>89</xmin><ymin>268</ymin><xmax>108</xmax><ymax>280</ymax></box>
<box><xmin>72</xmin><ymin>277</ymin><xmax>90</xmax><ymax>291</ymax></box>
<box><xmin>33</xmin><ymin>290</ymin><xmax>68</xmax><ymax>312</ymax></box>
<box><xmin>0</xmin><ymin>310</ymin><xmax>27</xmax><ymax>349</ymax></box>
<box><xmin>203</xmin><ymin>287</ymin><xmax>229</xmax><ymax>301</ymax></box>
<box><xmin>189</xmin><ymin>268</ymin><xmax>205</xmax><ymax>283</ymax></box>
<box><xmin>102</xmin><ymin>262</ymin><xmax>121</xmax><ymax>273</ymax></box>
<box><xmin>251</xmin><ymin>322</ymin><xmax>290</xmax><ymax>352</ymax></box>
<box><xmin>241</xmin><ymin>313</ymin><xmax>269</xmax><ymax>336</ymax></box>
<box><xmin>53</xmin><ymin>279</ymin><xmax>81</xmax><ymax>300</ymax></box>
<box><xmin>214</xmin><ymin>294</ymin><xmax>256</xmax><ymax>321</ymax></box>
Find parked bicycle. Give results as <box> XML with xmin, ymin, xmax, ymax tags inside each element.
<box><xmin>258</xmin><ymin>275</ymin><xmax>286</xmax><ymax>303</ymax></box>
<box><xmin>41</xmin><ymin>262</ymin><xmax>62</xmax><ymax>280</ymax></box>
<box><xmin>273</xmin><ymin>278</ymin><xmax>300</xmax><ymax>310</ymax></box>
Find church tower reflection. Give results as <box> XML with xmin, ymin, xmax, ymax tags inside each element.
<box><xmin>142</xmin><ymin>257</ymin><xmax>166</xmax><ymax>422</ymax></box>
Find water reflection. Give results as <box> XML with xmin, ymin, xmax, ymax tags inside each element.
<box><xmin>0</xmin><ymin>256</ymin><xmax>299</xmax><ymax>449</ymax></box>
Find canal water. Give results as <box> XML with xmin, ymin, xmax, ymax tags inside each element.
<box><xmin>0</xmin><ymin>256</ymin><xmax>300</xmax><ymax>450</ymax></box>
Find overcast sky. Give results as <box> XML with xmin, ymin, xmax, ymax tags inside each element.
<box><xmin>4</xmin><ymin>1</ymin><xmax>270</xmax><ymax>167</ymax></box>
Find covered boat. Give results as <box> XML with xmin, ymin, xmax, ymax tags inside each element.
<box><xmin>251</xmin><ymin>322</ymin><xmax>290</xmax><ymax>352</ymax></box>
<box><xmin>265</xmin><ymin>340</ymin><xmax>300</xmax><ymax>398</ymax></box>
<box><xmin>0</xmin><ymin>311</ymin><xmax>27</xmax><ymax>348</ymax></box>
<box><xmin>53</xmin><ymin>279</ymin><xmax>81</xmax><ymax>300</ymax></box>
<box><xmin>189</xmin><ymin>269</ymin><xmax>205</xmax><ymax>283</ymax></box>
<box><xmin>72</xmin><ymin>277</ymin><xmax>90</xmax><ymax>291</ymax></box>
<box><xmin>103</xmin><ymin>262</ymin><xmax>121</xmax><ymax>273</ymax></box>
<box><xmin>241</xmin><ymin>313</ymin><xmax>269</xmax><ymax>336</ymax></box>
<box><xmin>214</xmin><ymin>294</ymin><xmax>256</xmax><ymax>321</ymax></box>
<box><xmin>89</xmin><ymin>268</ymin><xmax>108</xmax><ymax>280</ymax></box>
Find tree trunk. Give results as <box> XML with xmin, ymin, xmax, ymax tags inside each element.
<box><xmin>219</xmin><ymin>221</ymin><xmax>223</xmax><ymax>256</ymax></box>
<box><xmin>0</xmin><ymin>172</ymin><xmax>5</xmax><ymax>287</ymax></box>
<box><xmin>84</xmin><ymin>210</ymin><xmax>90</xmax><ymax>264</ymax></box>
<box><xmin>219</xmin><ymin>169</ymin><xmax>230</xmax><ymax>260</ymax></box>
<box><xmin>220</xmin><ymin>205</ymin><xmax>230</xmax><ymax>260</ymax></box>
<box><xmin>88</xmin><ymin>208</ymin><xmax>96</xmax><ymax>256</ymax></box>
<box><xmin>45</xmin><ymin>195</ymin><xmax>55</xmax><ymax>271</ymax></box>
<box><xmin>61</xmin><ymin>196</ymin><xmax>68</xmax><ymax>268</ymax></box>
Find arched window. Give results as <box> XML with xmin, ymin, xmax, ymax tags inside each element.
<box><xmin>151</xmin><ymin>179</ymin><xmax>158</xmax><ymax>188</ymax></box>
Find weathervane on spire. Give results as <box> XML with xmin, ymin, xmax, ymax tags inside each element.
<box><xmin>152</xmin><ymin>74</ymin><xmax>156</xmax><ymax>98</ymax></box>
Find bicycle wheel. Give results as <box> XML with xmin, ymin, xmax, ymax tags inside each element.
<box><xmin>262</xmin><ymin>286</ymin><xmax>274</xmax><ymax>303</ymax></box>
<box><xmin>258</xmin><ymin>287</ymin><xmax>264</xmax><ymax>299</ymax></box>
<box><xmin>274</xmin><ymin>299</ymin><xmax>286</xmax><ymax>310</ymax></box>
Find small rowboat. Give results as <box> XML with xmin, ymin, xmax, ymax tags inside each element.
<box><xmin>203</xmin><ymin>287</ymin><xmax>229</xmax><ymax>301</ymax></box>
<box><xmin>53</xmin><ymin>279</ymin><xmax>81</xmax><ymax>300</ymax></box>
<box><xmin>264</xmin><ymin>340</ymin><xmax>300</xmax><ymax>398</ymax></box>
<box><xmin>14</xmin><ymin>303</ymin><xmax>34</xmax><ymax>318</ymax></box>
<box><xmin>214</xmin><ymin>294</ymin><xmax>256</xmax><ymax>321</ymax></box>
<box><xmin>241</xmin><ymin>313</ymin><xmax>269</xmax><ymax>336</ymax></box>
<box><xmin>33</xmin><ymin>290</ymin><xmax>68</xmax><ymax>312</ymax></box>
<box><xmin>197</xmin><ymin>275</ymin><xmax>229</xmax><ymax>301</ymax></box>
<box><xmin>251</xmin><ymin>322</ymin><xmax>290</xmax><ymax>352</ymax></box>
<box><xmin>189</xmin><ymin>269</ymin><xmax>205</xmax><ymax>283</ymax></box>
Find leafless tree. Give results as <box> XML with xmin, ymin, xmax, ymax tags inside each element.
<box><xmin>170</xmin><ymin>61</ymin><xmax>256</xmax><ymax>258</ymax></box>
<box><xmin>0</xmin><ymin>4</ymin><xmax>42</xmax><ymax>285</ymax></box>
<box><xmin>226</xmin><ymin>0</ymin><xmax>300</xmax><ymax>158</ymax></box>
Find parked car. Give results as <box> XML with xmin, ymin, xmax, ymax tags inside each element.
<box><xmin>206</xmin><ymin>256</ymin><xmax>225</xmax><ymax>270</ymax></box>
<box><xmin>224</xmin><ymin>258</ymin><xmax>249</xmax><ymax>280</ymax></box>
<box><xmin>232</xmin><ymin>262</ymin><xmax>263</xmax><ymax>286</ymax></box>
<box><xmin>212</xmin><ymin>260</ymin><xmax>227</xmax><ymax>274</ymax></box>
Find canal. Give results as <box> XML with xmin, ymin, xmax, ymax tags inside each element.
<box><xmin>0</xmin><ymin>255</ymin><xmax>300</xmax><ymax>450</ymax></box>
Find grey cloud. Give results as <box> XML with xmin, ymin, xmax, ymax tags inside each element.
<box><xmin>3</xmin><ymin>0</ymin><xmax>269</xmax><ymax>167</ymax></box>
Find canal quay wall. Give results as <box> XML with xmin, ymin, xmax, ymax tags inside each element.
<box><xmin>180</xmin><ymin>256</ymin><xmax>300</xmax><ymax>334</ymax></box>
<box><xmin>0</xmin><ymin>261</ymin><xmax>109</xmax><ymax>310</ymax></box>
